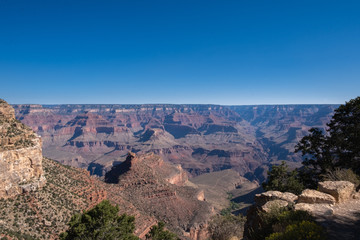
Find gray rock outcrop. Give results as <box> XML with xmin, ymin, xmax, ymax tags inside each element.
<box><xmin>244</xmin><ymin>180</ymin><xmax>359</xmax><ymax>240</ymax></box>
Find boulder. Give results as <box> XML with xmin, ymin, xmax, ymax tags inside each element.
<box><xmin>294</xmin><ymin>203</ymin><xmax>334</xmax><ymax>216</ymax></box>
<box><xmin>20</xmin><ymin>175</ymin><xmax>46</xmax><ymax>193</ymax></box>
<box><xmin>298</xmin><ymin>189</ymin><xmax>336</xmax><ymax>204</ymax></box>
<box><xmin>318</xmin><ymin>181</ymin><xmax>354</xmax><ymax>203</ymax></box>
<box><xmin>262</xmin><ymin>200</ymin><xmax>289</xmax><ymax>213</ymax></box>
<box><xmin>255</xmin><ymin>191</ymin><xmax>298</xmax><ymax>206</ymax></box>
<box><xmin>196</xmin><ymin>190</ymin><xmax>205</xmax><ymax>201</ymax></box>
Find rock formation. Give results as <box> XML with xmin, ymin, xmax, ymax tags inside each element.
<box><xmin>0</xmin><ymin>156</ymin><xmax>159</xmax><ymax>239</ymax></box>
<box><xmin>13</xmin><ymin>103</ymin><xmax>337</xmax><ymax>182</ymax></box>
<box><xmin>318</xmin><ymin>181</ymin><xmax>354</xmax><ymax>203</ymax></box>
<box><xmin>244</xmin><ymin>181</ymin><xmax>360</xmax><ymax>240</ymax></box>
<box><xmin>0</xmin><ymin>100</ymin><xmax>220</xmax><ymax>239</ymax></box>
<box><xmin>297</xmin><ymin>189</ymin><xmax>336</xmax><ymax>204</ymax></box>
<box><xmin>0</xmin><ymin>99</ymin><xmax>45</xmax><ymax>198</ymax></box>
<box><xmin>105</xmin><ymin>152</ymin><xmax>213</xmax><ymax>239</ymax></box>
<box><xmin>0</xmin><ymin>150</ymin><xmax>213</xmax><ymax>239</ymax></box>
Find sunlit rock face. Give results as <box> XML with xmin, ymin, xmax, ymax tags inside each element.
<box><xmin>0</xmin><ymin>99</ymin><xmax>45</xmax><ymax>198</ymax></box>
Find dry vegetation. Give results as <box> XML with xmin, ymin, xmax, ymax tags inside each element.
<box><xmin>0</xmin><ymin>158</ymin><xmax>105</xmax><ymax>239</ymax></box>
<box><xmin>0</xmin><ymin>118</ymin><xmax>36</xmax><ymax>151</ymax></box>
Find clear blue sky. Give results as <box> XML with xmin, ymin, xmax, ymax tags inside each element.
<box><xmin>0</xmin><ymin>0</ymin><xmax>359</xmax><ymax>105</ymax></box>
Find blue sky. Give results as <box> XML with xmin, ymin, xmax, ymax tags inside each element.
<box><xmin>0</xmin><ymin>0</ymin><xmax>359</xmax><ymax>105</ymax></box>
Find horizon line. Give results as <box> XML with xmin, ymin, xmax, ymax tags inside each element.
<box><xmin>9</xmin><ymin>102</ymin><xmax>342</xmax><ymax>107</ymax></box>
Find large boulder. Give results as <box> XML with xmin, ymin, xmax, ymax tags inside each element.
<box><xmin>318</xmin><ymin>181</ymin><xmax>354</xmax><ymax>203</ymax></box>
<box><xmin>294</xmin><ymin>203</ymin><xmax>334</xmax><ymax>216</ymax></box>
<box><xmin>262</xmin><ymin>200</ymin><xmax>289</xmax><ymax>213</ymax></box>
<box><xmin>244</xmin><ymin>192</ymin><xmax>296</xmax><ymax>239</ymax></box>
<box><xmin>298</xmin><ymin>189</ymin><xmax>336</xmax><ymax>204</ymax></box>
<box><xmin>254</xmin><ymin>191</ymin><xmax>298</xmax><ymax>206</ymax></box>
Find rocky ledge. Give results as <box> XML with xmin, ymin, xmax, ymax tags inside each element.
<box><xmin>244</xmin><ymin>180</ymin><xmax>360</xmax><ymax>240</ymax></box>
<box><xmin>0</xmin><ymin>99</ymin><xmax>46</xmax><ymax>198</ymax></box>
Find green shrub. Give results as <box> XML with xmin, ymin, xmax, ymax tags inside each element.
<box><xmin>145</xmin><ymin>222</ymin><xmax>179</xmax><ymax>240</ymax></box>
<box><xmin>220</xmin><ymin>200</ymin><xmax>240</xmax><ymax>216</ymax></box>
<box><xmin>269</xmin><ymin>209</ymin><xmax>314</xmax><ymax>233</ymax></box>
<box><xmin>266</xmin><ymin>220</ymin><xmax>326</xmax><ymax>240</ymax></box>
<box><xmin>60</xmin><ymin>200</ymin><xmax>139</xmax><ymax>240</ymax></box>
<box><xmin>249</xmin><ymin>207</ymin><xmax>321</xmax><ymax>240</ymax></box>
<box><xmin>263</xmin><ymin>161</ymin><xmax>304</xmax><ymax>195</ymax></box>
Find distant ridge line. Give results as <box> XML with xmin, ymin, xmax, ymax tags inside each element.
<box><xmin>12</xmin><ymin>103</ymin><xmax>341</xmax><ymax>108</ymax></box>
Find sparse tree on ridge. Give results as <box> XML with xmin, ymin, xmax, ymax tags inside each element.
<box><xmin>262</xmin><ymin>161</ymin><xmax>304</xmax><ymax>195</ymax></box>
<box><xmin>295</xmin><ymin>96</ymin><xmax>360</xmax><ymax>187</ymax></box>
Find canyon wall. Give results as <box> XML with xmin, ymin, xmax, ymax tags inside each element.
<box><xmin>0</xmin><ymin>99</ymin><xmax>45</xmax><ymax>198</ymax></box>
<box><xmin>13</xmin><ymin>103</ymin><xmax>337</xmax><ymax>181</ymax></box>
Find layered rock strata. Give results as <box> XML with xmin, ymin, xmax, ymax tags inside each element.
<box><xmin>13</xmin><ymin>103</ymin><xmax>337</xmax><ymax>182</ymax></box>
<box><xmin>0</xmin><ymin>99</ymin><xmax>45</xmax><ymax>198</ymax></box>
<box><xmin>105</xmin><ymin>152</ymin><xmax>213</xmax><ymax>239</ymax></box>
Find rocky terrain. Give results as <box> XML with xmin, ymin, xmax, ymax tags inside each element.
<box><xmin>0</xmin><ymin>101</ymin><xmax>217</xmax><ymax>240</ymax></box>
<box><xmin>105</xmin><ymin>152</ymin><xmax>213</xmax><ymax>239</ymax></box>
<box><xmin>191</xmin><ymin>169</ymin><xmax>258</xmax><ymax>212</ymax></box>
<box><xmin>13</xmin><ymin>104</ymin><xmax>338</xmax><ymax>181</ymax></box>
<box><xmin>244</xmin><ymin>181</ymin><xmax>360</xmax><ymax>240</ymax></box>
<box><xmin>1</xmin><ymin>151</ymin><xmax>211</xmax><ymax>240</ymax></box>
<box><xmin>0</xmin><ymin>152</ymin><xmax>214</xmax><ymax>240</ymax></box>
<box><xmin>3</xmin><ymin>100</ymin><xmax>354</xmax><ymax>239</ymax></box>
<box><xmin>0</xmin><ymin>157</ymin><xmax>109</xmax><ymax>239</ymax></box>
<box><xmin>0</xmin><ymin>99</ymin><xmax>45</xmax><ymax>199</ymax></box>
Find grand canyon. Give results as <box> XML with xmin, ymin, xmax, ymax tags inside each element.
<box><xmin>3</xmin><ymin>98</ymin><xmax>360</xmax><ymax>240</ymax></box>
<box><xmin>2</xmin><ymin>1</ymin><xmax>358</xmax><ymax>239</ymax></box>
<box><xmin>14</xmin><ymin>103</ymin><xmax>337</xmax><ymax>182</ymax></box>
<box><xmin>4</xmin><ymin>101</ymin><xmax>355</xmax><ymax>240</ymax></box>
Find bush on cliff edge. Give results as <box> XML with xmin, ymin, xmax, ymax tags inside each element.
<box><xmin>262</xmin><ymin>161</ymin><xmax>304</xmax><ymax>195</ymax></box>
<box><xmin>60</xmin><ymin>200</ymin><xmax>139</xmax><ymax>240</ymax></box>
<box><xmin>249</xmin><ymin>206</ymin><xmax>326</xmax><ymax>240</ymax></box>
<box><xmin>266</xmin><ymin>220</ymin><xmax>326</xmax><ymax>240</ymax></box>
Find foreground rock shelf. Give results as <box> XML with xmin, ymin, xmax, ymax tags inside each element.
<box><xmin>244</xmin><ymin>180</ymin><xmax>360</xmax><ymax>240</ymax></box>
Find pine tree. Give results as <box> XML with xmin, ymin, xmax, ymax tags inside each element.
<box><xmin>296</xmin><ymin>97</ymin><xmax>360</xmax><ymax>186</ymax></box>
